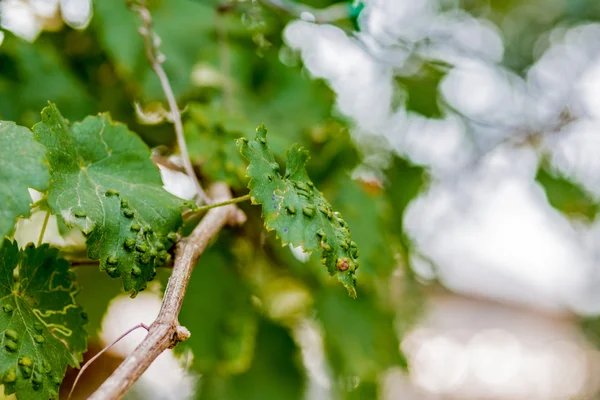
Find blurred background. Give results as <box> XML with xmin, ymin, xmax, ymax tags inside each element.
<box><xmin>4</xmin><ymin>0</ymin><xmax>600</xmax><ymax>399</ymax></box>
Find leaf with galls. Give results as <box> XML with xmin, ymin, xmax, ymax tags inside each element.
<box><xmin>0</xmin><ymin>239</ymin><xmax>88</xmax><ymax>400</ymax></box>
<box><xmin>237</xmin><ymin>125</ymin><xmax>359</xmax><ymax>297</ymax></box>
<box><xmin>32</xmin><ymin>103</ymin><xmax>184</xmax><ymax>294</ymax></box>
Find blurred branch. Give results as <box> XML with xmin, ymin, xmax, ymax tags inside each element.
<box><xmin>88</xmin><ymin>183</ymin><xmax>245</xmax><ymax>400</ymax></box>
<box><xmin>256</xmin><ymin>0</ymin><xmax>350</xmax><ymax>23</ymax></box>
<box><xmin>128</xmin><ymin>0</ymin><xmax>210</xmax><ymax>204</ymax></box>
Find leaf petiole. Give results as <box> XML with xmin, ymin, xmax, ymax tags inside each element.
<box><xmin>37</xmin><ymin>210</ymin><xmax>51</xmax><ymax>247</ymax></box>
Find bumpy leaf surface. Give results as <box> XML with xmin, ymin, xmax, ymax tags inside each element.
<box><xmin>0</xmin><ymin>121</ymin><xmax>49</xmax><ymax>240</ymax></box>
<box><xmin>0</xmin><ymin>239</ymin><xmax>87</xmax><ymax>399</ymax></box>
<box><xmin>32</xmin><ymin>104</ymin><xmax>184</xmax><ymax>293</ymax></box>
<box><xmin>237</xmin><ymin>126</ymin><xmax>359</xmax><ymax>297</ymax></box>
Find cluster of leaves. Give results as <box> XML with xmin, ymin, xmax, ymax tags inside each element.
<box><xmin>0</xmin><ymin>0</ymin><xmax>431</xmax><ymax>399</ymax></box>
<box><xmin>0</xmin><ymin>101</ymin><xmax>190</xmax><ymax>397</ymax></box>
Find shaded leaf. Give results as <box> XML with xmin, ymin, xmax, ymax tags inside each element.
<box><xmin>179</xmin><ymin>245</ymin><xmax>257</xmax><ymax>374</ymax></box>
<box><xmin>536</xmin><ymin>166</ymin><xmax>598</xmax><ymax>221</ymax></box>
<box><xmin>184</xmin><ymin>104</ymin><xmax>250</xmax><ymax>189</ymax></box>
<box><xmin>316</xmin><ymin>287</ymin><xmax>405</xmax><ymax>381</ymax></box>
<box><xmin>0</xmin><ymin>239</ymin><xmax>87</xmax><ymax>400</ymax></box>
<box><xmin>238</xmin><ymin>125</ymin><xmax>359</xmax><ymax>297</ymax></box>
<box><xmin>199</xmin><ymin>319</ymin><xmax>305</xmax><ymax>400</ymax></box>
<box><xmin>32</xmin><ymin>103</ymin><xmax>184</xmax><ymax>294</ymax></box>
<box><xmin>0</xmin><ymin>121</ymin><xmax>49</xmax><ymax>240</ymax></box>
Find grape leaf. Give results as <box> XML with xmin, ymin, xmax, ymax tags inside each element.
<box><xmin>237</xmin><ymin>126</ymin><xmax>359</xmax><ymax>297</ymax></box>
<box><xmin>32</xmin><ymin>103</ymin><xmax>185</xmax><ymax>293</ymax></box>
<box><xmin>184</xmin><ymin>104</ymin><xmax>250</xmax><ymax>190</ymax></box>
<box><xmin>0</xmin><ymin>239</ymin><xmax>87</xmax><ymax>400</ymax></box>
<box><xmin>179</xmin><ymin>244</ymin><xmax>257</xmax><ymax>374</ymax></box>
<box><xmin>198</xmin><ymin>319</ymin><xmax>305</xmax><ymax>400</ymax></box>
<box><xmin>316</xmin><ymin>287</ymin><xmax>405</xmax><ymax>382</ymax></box>
<box><xmin>0</xmin><ymin>121</ymin><xmax>49</xmax><ymax>241</ymax></box>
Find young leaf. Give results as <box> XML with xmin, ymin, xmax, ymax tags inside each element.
<box><xmin>32</xmin><ymin>103</ymin><xmax>185</xmax><ymax>293</ymax></box>
<box><xmin>0</xmin><ymin>239</ymin><xmax>88</xmax><ymax>400</ymax></box>
<box><xmin>0</xmin><ymin>121</ymin><xmax>49</xmax><ymax>240</ymax></box>
<box><xmin>237</xmin><ymin>125</ymin><xmax>359</xmax><ymax>297</ymax></box>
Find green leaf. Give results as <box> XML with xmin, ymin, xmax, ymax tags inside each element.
<box><xmin>0</xmin><ymin>239</ymin><xmax>88</xmax><ymax>399</ymax></box>
<box><xmin>327</xmin><ymin>175</ymin><xmax>396</xmax><ymax>279</ymax></box>
<box><xmin>237</xmin><ymin>126</ymin><xmax>359</xmax><ymax>297</ymax></box>
<box><xmin>199</xmin><ymin>319</ymin><xmax>305</xmax><ymax>400</ymax></box>
<box><xmin>179</xmin><ymin>244</ymin><xmax>257</xmax><ymax>374</ymax></box>
<box><xmin>32</xmin><ymin>103</ymin><xmax>184</xmax><ymax>294</ymax></box>
<box><xmin>317</xmin><ymin>287</ymin><xmax>405</xmax><ymax>382</ymax></box>
<box><xmin>184</xmin><ymin>104</ymin><xmax>250</xmax><ymax>189</ymax></box>
<box><xmin>536</xmin><ymin>166</ymin><xmax>598</xmax><ymax>221</ymax></box>
<box><xmin>0</xmin><ymin>121</ymin><xmax>49</xmax><ymax>240</ymax></box>
<box><xmin>395</xmin><ymin>64</ymin><xmax>446</xmax><ymax>118</ymax></box>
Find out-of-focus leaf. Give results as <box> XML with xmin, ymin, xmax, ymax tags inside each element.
<box><xmin>73</xmin><ymin>267</ymin><xmax>123</xmax><ymax>340</ymax></box>
<box><xmin>384</xmin><ymin>156</ymin><xmax>427</xmax><ymax>247</ymax></box>
<box><xmin>326</xmin><ymin>175</ymin><xmax>396</xmax><ymax>279</ymax></box>
<box><xmin>199</xmin><ymin>319</ymin><xmax>305</xmax><ymax>400</ymax></box>
<box><xmin>316</xmin><ymin>287</ymin><xmax>406</xmax><ymax>382</ymax></box>
<box><xmin>184</xmin><ymin>104</ymin><xmax>250</xmax><ymax>189</ymax></box>
<box><xmin>0</xmin><ymin>37</ymin><xmax>93</xmax><ymax>125</ymax></box>
<box><xmin>536</xmin><ymin>166</ymin><xmax>598</xmax><ymax>221</ymax></box>
<box><xmin>0</xmin><ymin>239</ymin><xmax>88</xmax><ymax>400</ymax></box>
<box><xmin>179</xmin><ymin>244</ymin><xmax>257</xmax><ymax>374</ymax></box>
<box><xmin>396</xmin><ymin>64</ymin><xmax>446</xmax><ymax>118</ymax></box>
<box><xmin>343</xmin><ymin>381</ymin><xmax>378</xmax><ymax>400</ymax></box>
<box><xmin>93</xmin><ymin>0</ymin><xmax>215</xmax><ymax>100</ymax></box>
<box><xmin>238</xmin><ymin>125</ymin><xmax>359</xmax><ymax>297</ymax></box>
<box><xmin>32</xmin><ymin>104</ymin><xmax>184</xmax><ymax>293</ymax></box>
<box><xmin>0</xmin><ymin>121</ymin><xmax>49</xmax><ymax>240</ymax></box>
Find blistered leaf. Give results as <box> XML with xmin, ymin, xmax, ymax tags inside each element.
<box><xmin>32</xmin><ymin>103</ymin><xmax>184</xmax><ymax>293</ymax></box>
<box><xmin>237</xmin><ymin>125</ymin><xmax>359</xmax><ymax>297</ymax></box>
<box><xmin>0</xmin><ymin>239</ymin><xmax>87</xmax><ymax>399</ymax></box>
<box><xmin>0</xmin><ymin>121</ymin><xmax>49</xmax><ymax>240</ymax></box>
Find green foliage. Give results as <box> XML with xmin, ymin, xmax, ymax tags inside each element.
<box><xmin>198</xmin><ymin>319</ymin><xmax>305</xmax><ymax>400</ymax></box>
<box><xmin>0</xmin><ymin>121</ymin><xmax>49</xmax><ymax>240</ymax></box>
<box><xmin>396</xmin><ymin>64</ymin><xmax>446</xmax><ymax>118</ymax></box>
<box><xmin>316</xmin><ymin>287</ymin><xmax>405</xmax><ymax>383</ymax></box>
<box><xmin>184</xmin><ymin>104</ymin><xmax>250</xmax><ymax>189</ymax></box>
<box><xmin>0</xmin><ymin>38</ymin><xmax>94</xmax><ymax>125</ymax></box>
<box><xmin>238</xmin><ymin>125</ymin><xmax>360</xmax><ymax>297</ymax></box>
<box><xmin>536</xmin><ymin>166</ymin><xmax>598</xmax><ymax>221</ymax></box>
<box><xmin>93</xmin><ymin>0</ymin><xmax>215</xmax><ymax>100</ymax></box>
<box><xmin>0</xmin><ymin>239</ymin><xmax>87</xmax><ymax>399</ymax></box>
<box><xmin>179</xmin><ymin>245</ymin><xmax>257</xmax><ymax>374</ymax></box>
<box><xmin>32</xmin><ymin>103</ymin><xmax>185</xmax><ymax>294</ymax></box>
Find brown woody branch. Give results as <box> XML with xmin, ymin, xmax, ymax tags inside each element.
<box><xmin>88</xmin><ymin>183</ymin><xmax>245</xmax><ymax>400</ymax></box>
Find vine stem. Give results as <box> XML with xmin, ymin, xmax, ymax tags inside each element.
<box><xmin>194</xmin><ymin>194</ymin><xmax>250</xmax><ymax>213</ymax></box>
<box><xmin>67</xmin><ymin>323</ymin><xmax>150</xmax><ymax>400</ymax></box>
<box><xmin>37</xmin><ymin>210</ymin><xmax>50</xmax><ymax>247</ymax></box>
<box><xmin>129</xmin><ymin>0</ymin><xmax>210</xmax><ymax>205</ymax></box>
<box><xmin>88</xmin><ymin>183</ymin><xmax>245</xmax><ymax>400</ymax></box>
